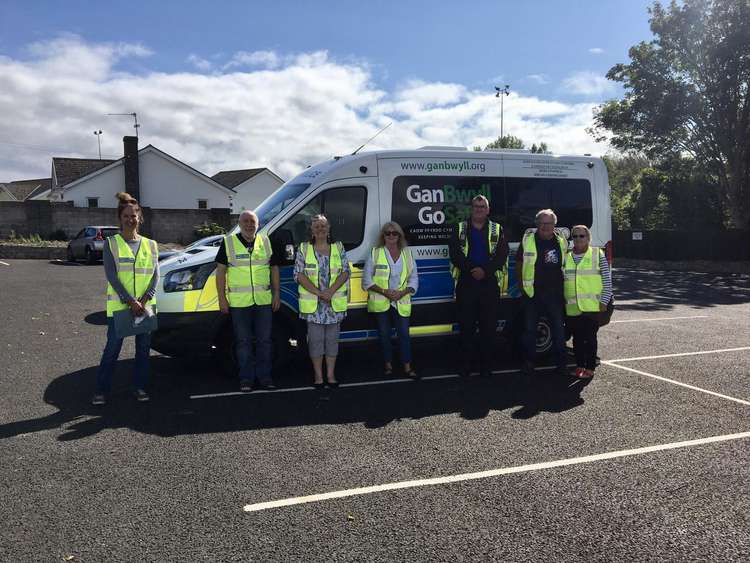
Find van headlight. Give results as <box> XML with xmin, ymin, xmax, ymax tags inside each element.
<box><xmin>163</xmin><ymin>263</ymin><xmax>215</xmax><ymax>292</ymax></box>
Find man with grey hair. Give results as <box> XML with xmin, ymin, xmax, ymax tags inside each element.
<box><xmin>515</xmin><ymin>208</ymin><xmax>568</xmax><ymax>377</ymax></box>
<box><xmin>215</xmin><ymin>210</ymin><xmax>281</xmax><ymax>391</ymax></box>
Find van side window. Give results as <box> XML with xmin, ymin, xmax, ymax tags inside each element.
<box><xmin>279</xmin><ymin>186</ymin><xmax>367</xmax><ymax>249</ymax></box>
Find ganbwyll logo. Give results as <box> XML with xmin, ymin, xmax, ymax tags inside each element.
<box><xmin>406</xmin><ymin>183</ymin><xmax>492</xmax><ymax>225</ymax></box>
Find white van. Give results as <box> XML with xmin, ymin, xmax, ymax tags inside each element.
<box><xmin>151</xmin><ymin>147</ymin><xmax>611</xmax><ymax>368</ymax></box>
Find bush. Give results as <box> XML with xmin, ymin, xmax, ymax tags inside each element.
<box><xmin>48</xmin><ymin>229</ymin><xmax>68</xmax><ymax>241</ymax></box>
<box><xmin>194</xmin><ymin>221</ymin><xmax>225</xmax><ymax>238</ymax></box>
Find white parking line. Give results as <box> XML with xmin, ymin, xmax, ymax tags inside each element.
<box><xmin>189</xmin><ymin>365</ymin><xmax>568</xmax><ymax>399</ymax></box>
<box><xmin>608</xmin><ymin>346</ymin><xmax>750</xmax><ymax>363</ymax></box>
<box><xmin>602</xmin><ymin>361</ymin><xmax>750</xmax><ymax>406</ymax></box>
<box><xmin>0</xmin><ymin>261</ymin><xmax>9</xmax><ymax>266</ymax></box>
<box><xmin>609</xmin><ymin>315</ymin><xmax>708</xmax><ymax>324</ymax></box>
<box><xmin>242</xmin><ymin>431</ymin><xmax>750</xmax><ymax>513</ymax></box>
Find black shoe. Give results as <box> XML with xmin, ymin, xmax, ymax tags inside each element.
<box><xmin>326</xmin><ymin>380</ymin><xmax>339</xmax><ymax>389</ymax></box>
<box><xmin>479</xmin><ymin>370</ymin><xmax>492</xmax><ymax>378</ymax></box>
<box><xmin>256</xmin><ymin>382</ymin><xmax>277</xmax><ymax>390</ymax></box>
<box><xmin>459</xmin><ymin>367</ymin><xmax>471</xmax><ymax>379</ymax></box>
<box><xmin>521</xmin><ymin>361</ymin><xmax>535</xmax><ymax>377</ymax></box>
<box><xmin>313</xmin><ymin>382</ymin><xmax>325</xmax><ymax>390</ymax></box>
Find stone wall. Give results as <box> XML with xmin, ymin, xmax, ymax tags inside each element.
<box><xmin>0</xmin><ymin>201</ymin><xmax>233</xmax><ymax>244</ymax></box>
<box><xmin>0</xmin><ymin>245</ymin><xmax>67</xmax><ymax>260</ymax></box>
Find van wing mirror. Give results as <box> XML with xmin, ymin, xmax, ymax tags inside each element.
<box><xmin>272</xmin><ymin>229</ymin><xmax>295</xmax><ymax>265</ymax></box>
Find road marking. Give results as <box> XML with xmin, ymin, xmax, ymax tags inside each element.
<box><xmin>607</xmin><ymin>346</ymin><xmax>750</xmax><ymax>363</ymax></box>
<box><xmin>602</xmin><ymin>361</ymin><xmax>750</xmax><ymax>406</ymax></box>
<box><xmin>0</xmin><ymin>261</ymin><xmax>9</xmax><ymax>266</ymax></box>
<box><xmin>189</xmin><ymin>365</ymin><xmax>569</xmax><ymax>399</ymax></box>
<box><xmin>242</xmin><ymin>431</ymin><xmax>750</xmax><ymax>512</ymax></box>
<box><xmin>609</xmin><ymin>315</ymin><xmax>708</xmax><ymax>324</ymax></box>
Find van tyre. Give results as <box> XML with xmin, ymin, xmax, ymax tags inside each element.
<box><xmin>535</xmin><ymin>317</ymin><xmax>553</xmax><ymax>356</ymax></box>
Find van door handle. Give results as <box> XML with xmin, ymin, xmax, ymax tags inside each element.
<box><xmin>353</xmin><ymin>261</ymin><xmax>365</xmax><ymax>269</ymax></box>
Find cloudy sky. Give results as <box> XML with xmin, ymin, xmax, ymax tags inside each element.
<box><xmin>0</xmin><ymin>0</ymin><xmax>654</xmax><ymax>182</ymax></box>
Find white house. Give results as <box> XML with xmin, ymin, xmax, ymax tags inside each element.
<box><xmin>211</xmin><ymin>168</ymin><xmax>284</xmax><ymax>211</ymax></box>
<box><xmin>50</xmin><ymin>140</ymin><xmax>235</xmax><ymax>209</ymax></box>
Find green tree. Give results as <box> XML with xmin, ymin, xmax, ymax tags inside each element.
<box><xmin>590</xmin><ymin>0</ymin><xmax>750</xmax><ymax>228</ymax></box>
<box><xmin>484</xmin><ymin>135</ymin><xmax>526</xmax><ymax>149</ymax></box>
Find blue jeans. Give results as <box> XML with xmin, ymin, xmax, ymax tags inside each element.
<box><xmin>375</xmin><ymin>307</ymin><xmax>412</xmax><ymax>364</ymax></box>
<box><xmin>96</xmin><ymin>317</ymin><xmax>151</xmax><ymax>394</ymax></box>
<box><xmin>231</xmin><ymin>305</ymin><xmax>273</xmax><ymax>384</ymax></box>
<box><xmin>522</xmin><ymin>293</ymin><xmax>566</xmax><ymax>368</ymax></box>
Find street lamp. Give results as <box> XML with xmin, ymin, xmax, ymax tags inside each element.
<box><xmin>93</xmin><ymin>130</ymin><xmax>103</xmax><ymax>159</ymax></box>
<box><xmin>495</xmin><ymin>85</ymin><xmax>510</xmax><ymax>139</ymax></box>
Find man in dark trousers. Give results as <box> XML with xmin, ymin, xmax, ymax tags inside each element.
<box><xmin>515</xmin><ymin>208</ymin><xmax>568</xmax><ymax>377</ymax></box>
<box><xmin>449</xmin><ymin>195</ymin><xmax>509</xmax><ymax>378</ymax></box>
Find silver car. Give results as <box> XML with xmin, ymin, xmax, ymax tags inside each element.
<box><xmin>66</xmin><ymin>226</ymin><xmax>120</xmax><ymax>264</ymax></box>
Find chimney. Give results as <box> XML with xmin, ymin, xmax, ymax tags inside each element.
<box><xmin>123</xmin><ymin>136</ymin><xmax>140</xmax><ymax>201</ymax></box>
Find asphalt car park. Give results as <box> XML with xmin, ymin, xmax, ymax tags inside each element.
<box><xmin>1</xmin><ymin>260</ymin><xmax>749</xmax><ymax>562</ymax></box>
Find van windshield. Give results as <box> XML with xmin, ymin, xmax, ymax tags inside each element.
<box><xmin>255</xmin><ymin>182</ymin><xmax>310</xmax><ymax>228</ymax></box>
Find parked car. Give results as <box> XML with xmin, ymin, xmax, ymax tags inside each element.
<box><xmin>158</xmin><ymin>234</ymin><xmax>224</xmax><ymax>262</ymax></box>
<box><xmin>66</xmin><ymin>226</ymin><xmax>120</xmax><ymax>264</ymax></box>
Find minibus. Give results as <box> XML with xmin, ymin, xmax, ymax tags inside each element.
<box><xmin>151</xmin><ymin>147</ymin><xmax>611</xmax><ymax>371</ymax></box>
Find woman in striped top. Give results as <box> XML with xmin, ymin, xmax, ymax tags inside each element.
<box><xmin>566</xmin><ymin>225</ymin><xmax>613</xmax><ymax>379</ymax></box>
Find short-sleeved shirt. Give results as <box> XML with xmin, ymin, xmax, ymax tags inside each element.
<box><xmin>215</xmin><ymin>233</ymin><xmax>282</xmax><ymax>266</ymax></box>
<box><xmin>293</xmin><ymin>244</ymin><xmax>350</xmax><ymax>324</ymax></box>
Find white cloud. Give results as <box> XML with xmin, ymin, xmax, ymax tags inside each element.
<box><xmin>562</xmin><ymin>71</ymin><xmax>617</xmax><ymax>97</ymax></box>
<box><xmin>588</xmin><ymin>47</ymin><xmax>605</xmax><ymax>55</ymax></box>
<box><xmin>224</xmin><ymin>50</ymin><xmax>280</xmax><ymax>70</ymax></box>
<box><xmin>525</xmin><ymin>74</ymin><xmax>549</xmax><ymax>85</ymax></box>
<box><xmin>186</xmin><ymin>54</ymin><xmax>212</xmax><ymax>71</ymax></box>
<box><xmin>0</xmin><ymin>36</ymin><xmax>611</xmax><ymax>184</ymax></box>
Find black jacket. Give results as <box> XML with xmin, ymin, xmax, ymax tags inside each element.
<box><xmin>448</xmin><ymin>220</ymin><xmax>509</xmax><ymax>283</ymax></box>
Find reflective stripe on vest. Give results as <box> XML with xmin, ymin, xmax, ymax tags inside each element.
<box><xmin>367</xmin><ymin>247</ymin><xmax>414</xmax><ymax>317</ymax></box>
<box><xmin>298</xmin><ymin>241</ymin><xmax>348</xmax><ymax>313</ymax></box>
<box><xmin>563</xmin><ymin>246</ymin><xmax>603</xmax><ymax>316</ymax></box>
<box><xmin>520</xmin><ymin>232</ymin><xmax>568</xmax><ymax>298</ymax></box>
<box><xmin>450</xmin><ymin>220</ymin><xmax>507</xmax><ymax>293</ymax></box>
<box><xmin>225</xmin><ymin>233</ymin><xmax>272</xmax><ymax>307</ymax></box>
<box><xmin>105</xmin><ymin>234</ymin><xmax>158</xmax><ymax>317</ymax></box>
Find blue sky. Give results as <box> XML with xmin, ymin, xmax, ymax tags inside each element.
<box><xmin>0</xmin><ymin>0</ymin><xmax>657</xmax><ymax>180</ymax></box>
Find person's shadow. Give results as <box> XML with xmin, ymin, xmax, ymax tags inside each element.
<box><xmin>0</xmin><ymin>348</ymin><xmax>589</xmax><ymax>442</ymax></box>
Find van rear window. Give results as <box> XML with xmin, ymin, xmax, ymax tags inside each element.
<box><xmin>392</xmin><ymin>175</ymin><xmax>592</xmax><ymax>245</ymax></box>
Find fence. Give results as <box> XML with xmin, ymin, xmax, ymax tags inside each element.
<box><xmin>0</xmin><ymin>201</ymin><xmax>234</xmax><ymax>244</ymax></box>
<box><xmin>614</xmin><ymin>230</ymin><xmax>750</xmax><ymax>261</ymax></box>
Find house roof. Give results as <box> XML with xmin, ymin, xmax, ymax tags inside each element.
<box><xmin>211</xmin><ymin>168</ymin><xmax>266</xmax><ymax>189</ymax></box>
<box><xmin>3</xmin><ymin>178</ymin><xmax>52</xmax><ymax>201</ymax></box>
<box><xmin>60</xmin><ymin>144</ymin><xmax>235</xmax><ymax>197</ymax></box>
<box><xmin>53</xmin><ymin>158</ymin><xmax>116</xmax><ymax>188</ymax></box>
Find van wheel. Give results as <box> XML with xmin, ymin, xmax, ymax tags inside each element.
<box><xmin>535</xmin><ymin>317</ymin><xmax>553</xmax><ymax>355</ymax></box>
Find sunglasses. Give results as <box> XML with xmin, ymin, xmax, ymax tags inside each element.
<box><xmin>384</xmin><ymin>231</ymin><xmax>400</xmax><ymax>236</ymax></box>
<box><xmin>572</xmin><ymin>234</ymin><xmax>588</xmax><ymax>239</ymax></box>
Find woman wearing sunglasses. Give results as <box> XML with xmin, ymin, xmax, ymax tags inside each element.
<box><xmin>363</xmin><ymin>221</ymin><xmax>419</xmax><ymax>379</ymax></box>
<box><xmin>563</xmin><ymin>225</ymin><xmax>613</xmax><ymax>379</ymax></box>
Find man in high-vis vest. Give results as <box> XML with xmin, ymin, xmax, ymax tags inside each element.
<box><xmin>215</xmin><ymin>210</ymin><xmax>281</xmax><ymax>392</ymax></box>
<box><xmin>448</xmin><ymin>194</ymin><xmax>509</xmax><ymax>379</ymax></box>
<box><xmin>514</xmin><ymin>208</ymin><xmax>568</xmax><ymax>377</ymax></box>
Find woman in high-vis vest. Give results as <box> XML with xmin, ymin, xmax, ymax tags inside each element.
<box><xmin>92</xmin><ymin>192</ymin><xmax>159</xmax><ymax>405</ymax></box>
<box><xmin>293</xmin><ymin>214</ymin><xmax>350</xmax><ymax>389</ymax></box>
<box><xmin>363</xmin><ymin>221</ymin><xmax>419</xmax><ymax>379</ymax></box>
<box><xmin>564</xmin><ymin>225</ymin><xmax>613</xmax><ymax>379</ymax></box>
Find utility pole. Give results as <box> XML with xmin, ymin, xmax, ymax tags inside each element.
<box><xmin>495</xmin><ymin>85</ymin><xmax>510</xmax><ymax>140</ymax></box>
<box><xmin>93</xmin><ymin>130</ymin><xmax>102</xmax><ymax>159</ymax></box>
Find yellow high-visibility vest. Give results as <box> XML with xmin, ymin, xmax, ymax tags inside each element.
<box><xmin>563</xmin><ymin>246</ymin><xmax>604</xmax><ymax>316</ymax></box>
<box><xmin>451</xmin><ymin>220</ymin><xmax>508</xmax><ymax>294</ymax></box>
<box><xmin>520</xmin><ymin>231</ymin><xmax>567</xmax><ymax>298</ymax></box>
<box><xmin>106</xmin><ymin>234</ymin><xmax>158</xmax><ymax>317</ymax></box>
<box><xmin>367</xmin><ymin>246</ymin><xmax>415</xmax><ymax>317</ymax></box>
<box><xmin>225</xmin><ymin>233</ymin><xmax>272</xmax><ymax>307</ymax></box>
<box><xmin>298</xmin><ymin>241</ymin><xmax>348</xmax><ymax>314</ymax></box>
